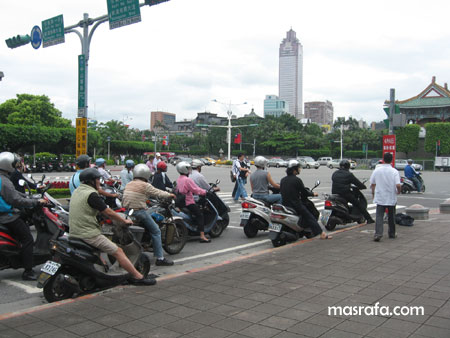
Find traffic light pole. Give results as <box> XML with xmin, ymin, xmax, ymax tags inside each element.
<box><xmin>389</xmin><ymin>88</ymin><xmax>395</xmax><ymax>135</ymax></box>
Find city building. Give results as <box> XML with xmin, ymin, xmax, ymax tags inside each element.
<box><xmin>150</xmin><ymin>111</ymin><xmax>176</xmax><ymax>131</ymax></box>
<box><xmin>385</xmin><ymin>76</ymin><xmax>450</xmax><ymax>126</ymax></box>
<box><xmin>168</xmin><ymin>111</ymin><xmax>229</xmax><ymax>136</ymax></box>
<box><xmin>279</xmin><ymin>29</ymin><xmax>303</xmax><ymax>119</ymax></box>
<box><xmin>304</xmin><ymin>101</ymin><xmax>334</xmax><ymax>126</ymax></box>
<box><xmin>264</xmin><ymin>95</ymin><xmax>289</xmax><ymax>117</ymax></box>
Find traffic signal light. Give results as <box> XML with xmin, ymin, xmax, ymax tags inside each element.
<box><xmin>5</xmin><ymin>35</ymin><xmax>31</xmax><ymax>49</ymax></box>
<box><xmin>162</xmin><ymin>135</ymin><xmax>168</xmax><ymax>146</ymax></box>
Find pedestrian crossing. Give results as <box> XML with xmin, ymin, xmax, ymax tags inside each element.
<box><xmin>216</xmin><ymin>192</ymin><xmax>405</xmax><ymax>218</ymax></box>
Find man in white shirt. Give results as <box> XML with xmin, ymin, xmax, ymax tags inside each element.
<box><xmin>369</xmin><ymin>152</ymin><xmax>401</xmax><ymax>242</ymax></box>
<box><xmin>153</xmin><ymin>153</ymin><xmax>162</xmax><ymax>169</ymax></box>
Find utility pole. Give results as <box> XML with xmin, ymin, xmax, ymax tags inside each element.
<box><xmin>389</xmin><ymin>88</ymin><xmax>395</xmax><ymax>135</ymax></box>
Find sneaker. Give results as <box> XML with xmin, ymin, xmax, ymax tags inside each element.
<box><xmin>129</xmin><ymin>277</ymin><xmax>157</xmax><ymax>286</ymax></box>
<box><xmin>373</xmin><ymin>235</ymin><xmax>382</xmax><ymax>242</ymax></box>
<box><xmin>155</xmin><ymin>258</ymin><xmax>174</xmax><ymax>266</ymax></box>
<box><xmin>389</xmin><ymin>234</ymin><xmax>397</xmax><ymax>239</ymax></box>
<box><xmin>22</xmin><ymin>269</ymin><xmax>37</xmax><ymax>281</ymax></box>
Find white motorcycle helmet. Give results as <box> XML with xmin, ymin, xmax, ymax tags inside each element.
<box><xmin>0</xmin><ymin>152</ymin><xmax>19</xmax><ymax>173</ymax></box>
<box><xmin>287</xmin><ymin>159</ymin><xmax>300</xmax><ymax>169</ymax></box>
<box><xmin>176</xmin><ymin>161</ymin><xmax>192</xmax><ymax>175</ymax></box>
<box><xmin>133</xmin><ymin>164</ymin><xmax>152</xmax><ymax>181</ymax></box>
<box><xmin>254</xmin><ymin>156</ymin><xmax>268</xmax><ymax>168</ymax></box>
<box><xmin>191</xmin><ymin>159</ymin><xmax>203</xmax><ymax>169</ymax></box>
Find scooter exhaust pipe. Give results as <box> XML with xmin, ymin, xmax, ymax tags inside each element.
<box><xmin>60</xmin><ymin>274</ymin><xmax>82</xmax><ymax>293</ymax></box>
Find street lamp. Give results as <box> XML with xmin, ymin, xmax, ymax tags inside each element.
<box><xmin>211</xmin><ymin>99</ymin><xmax>257</xmax><ymax>160</ymax></box>
<box><xmin>333</xmin><ymin>124</ymin><xmax>343</xmax><ymax>160</ymax></box>
<box><xmin>107</xmin><ymin>136</ymin><xmax>111</xmax><ymax>161</ymax></box>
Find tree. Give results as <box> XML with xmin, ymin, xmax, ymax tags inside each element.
<box><xmin>0</xmin><ymin>94</ymin><xmax>71</xmax><ymax>128</ymax></box>
<box><xmin>425</xmin><ymin>122</ymin><xmax>450</xmax><ymax>154</ymax></box>
<box><xmin>395</xmin><ymin>124</ymin><xmax>420</xmax><ymax>155</ymax></box>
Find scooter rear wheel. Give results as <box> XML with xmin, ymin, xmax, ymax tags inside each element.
<box><xmin>163</xmin><ymin>219</ymin><xmax>188</xmax><ymax>255</ymax></box>
<box><xmin>43</xmin><ymin>273</ymin><xmax>75</xmax><ymax>303</ymax></box>
<box><xmin>325</xmin><ymin>216</ymin><xmax>342</xmax><ymax>231</ymax></box>
<box><xmin>135</xmin><ymin>252</ymin><xmax>151</xmax><ymax>277</ymax></box>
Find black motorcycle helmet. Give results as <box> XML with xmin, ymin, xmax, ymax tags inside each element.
<box><xmin>79</xmin><ymin>168</ymin><xmax>102</xmax><ymax>188</ymax></box>
<box><xmin>76</xmin><ymin>154</ymin><xmax>91</xmax><ymax>169</ymax></box>
<box><xmin>339</xmin><ymin>159</ymin><xmax>350</xmax><ymax>170</ymax></box>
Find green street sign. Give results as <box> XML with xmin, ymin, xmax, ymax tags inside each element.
<box><xmin>42</xmin><ymin>15</ymin><xmax>65</xmax><ymax>48</ymax></box>
<box><xmin>78</xmin><ymin>55</ymin><xmax>87</xmax><ymax>117</ymax></box>
<box><xmin>383</xmin><ymin>104</ymin><xmax>400</xmax><ymax>117</ymax></box>
<box><xmin>107</xmin><ymin>0</ymin><xmax>141</xmax><ymax>30</ymax></box>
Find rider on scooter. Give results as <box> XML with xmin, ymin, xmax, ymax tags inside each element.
<box><xmin>122</xmin><ymin>164</ymin><xmax>176</xmax><ymax>266</ymax></box>
<box><xmin>280</xmin><ymin>160</ymin><xmax>331</xmax><ymax>240</ymax></box>
<box><xmin>0</xmin><ymin>152</ymin><xmax>48</xmax><ymax>280</ymax></box>
<box><xmin>250</xmin><ymin>156</ymin><xmax>282</xmax><ymax>205</ymax></box>
<box><xmin>69</xmin><ymin>168</ymin><xmax>156</xmax><ymax>285</ymax></box>
<box><xmin>152</xmin><ymin>161</ymin><xmax>173</xmax><ymax>192</ymax></box>
<box><xmin>404</xmin><ymin>159</ymin><xmax>422</xmax><ymax>193</ymax></box>
<box><xmin>331</xmin><ymin>160</ymin><xmax>374</xmax><ymax>224</ymax></box>
<box><xmin>175</xmin><ymin>161</ymin><xmax>210</xmax><ymax>243</ymax></box>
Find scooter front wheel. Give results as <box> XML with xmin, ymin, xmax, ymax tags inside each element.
<box><xmin>135</xmin><ymin>252</ymin><xmax>151</xmax><ymax>277</ymax></box>
<box><xmin>325</xmin><ymin>216</ymin><xmax>342</xmax><ymax>231</ymax></box>
<box><xmin>163</xmin><ymin>219</ymin><xmax>188</xmax><ymax>255</ymax></box>
<box><xmin>43</xmin><ymin>273</ymin><xmax>75</xmax><ymax>303</ymax></box>
<box><xmin>209</xmin><ymin>221</ymin><xmax>224</xmax><ymax>238</ymax></box>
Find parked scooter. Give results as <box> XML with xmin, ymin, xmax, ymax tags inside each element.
<box><xmin>37</xmin><ymin>210</ymin><xmax>152</xmax><ymax>303</ymax></box>
<box><xmin>321</xmin><ymin>179</ymin><xmax>368</xmax><ymax>231</ymax></box>
<box><xmin>401</xmin><ymin>174</ymin><xmax>425</xmax><ymax>194</ymax></box>
<box><xmin>0</xmin><ymin>180</ymin><xmax>65</xmax><ymax>273</ymax></box>
<box><xmin>134</xmin><ymin>198</ymin><xmax>188</xmax><ymax>255</ymax></box>
<box><xmin>240</xmin><ymin>186</ymin><xmax>280</xmax><ymax>238</ymax></box>
<box><xmin>268</xmin><ymin>181</ymin><xmax>321</xmax><ymax>247</ymax></box>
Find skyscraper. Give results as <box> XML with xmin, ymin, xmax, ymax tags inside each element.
<box><xmin>279</xmin><ymin>29</ymin><xmax>303</xmax><ymax>119</ymax></box>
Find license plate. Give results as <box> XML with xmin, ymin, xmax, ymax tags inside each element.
<box><xmin>320</xmin><ymin>210</ymin><xmax>332</xmax><ymax>226</ymax></box>
<box><xmin>268</xmin><ymin>223</ymin><xmax>282</xmax><ymax>232</ymax></box>
<box><xmin>40</xmin><ymin>261</ymin><xmax>61</xmax><ymax>276</ymax></box>
<box><xmin>240</xmin><ymin>212</ymin><xmax>250</xmax><ymax>220</ymax></box>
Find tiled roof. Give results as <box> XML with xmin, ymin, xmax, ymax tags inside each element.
<box><xmin>398</xmin><ymin>97</ymin><xmax>450</xmax><ymax>108</ymax></box>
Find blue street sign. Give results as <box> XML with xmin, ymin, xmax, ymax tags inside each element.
<box><xmin>30</xmin><ymin>25</ymin><xmax>42</xmax><ymax>49</ymax></box>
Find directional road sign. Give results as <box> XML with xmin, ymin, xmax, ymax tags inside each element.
<box><xmin>107</xmin><ymin>0</ymin><xmax>141</xmax><ymax>30</ymax></box>
<box><xmin>42</xmin><ymin>15</ymin><xmax>65</xmax><ymax>48</ymax></box>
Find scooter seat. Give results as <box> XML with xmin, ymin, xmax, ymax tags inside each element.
<box><xmin>68</xmin><ymin>238</ymin><xmax>98</xmax><ymax>252</ymax></box>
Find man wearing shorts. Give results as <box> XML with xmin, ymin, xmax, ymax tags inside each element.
<box><xmin>69</xmin><ymin>168</ymin><xmax>155</xmax><ymax>285</ymax></box>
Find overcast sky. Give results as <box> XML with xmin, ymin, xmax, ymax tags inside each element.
<box><xmin>2</xmin><ymin>0</ymin><xmax>450</xmax><ymax>130</ymax></box>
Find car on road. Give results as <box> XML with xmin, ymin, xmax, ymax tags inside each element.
<box><xmin>298</xmin><ymin>156</ymin><xmax>320</xmax><ymax>169</ymax></box>
<box><xmin>328</xmin><ymin>158</ymin><xmax>356</xmax><ymax>169</ymax></box>
<box><xmin>395</xmin><ymin>159</ymin><xmax>423</xmax><ymax>171</ymax></box>
<box><xmin>318</xmin><ymin>157</ymin><xmax>332</xmax><ymax>166</ymax></box>
<box><xmin>267</xmin><ymin>158</ymin><xmax>288</xmax><ymax>168</ymax></box>
<box><xmin>369</xmin><ymin>158</ymin><xmax>382</xmax><ymax>169</ymax></box>
<box><xmin>172</xmin><ymin>157</ymin><xmax>192</xmax><ymax>165</ymax></box>
<box><xmin>200</xmin><ymin>158</ymin><xmax>213</xmax><ymax>166</ymax></box>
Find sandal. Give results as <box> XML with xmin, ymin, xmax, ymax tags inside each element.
<box><xmin>320</xmin><ymin>233</ymin><xmax>332</xmax><ymax>240</ymax></box>
<box><xmin>199</xmin><ymin>238</ymin><xmax>211</xmax><ymax>243</ymax></box>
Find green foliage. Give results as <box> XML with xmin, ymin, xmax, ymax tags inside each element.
<box><xmin>31</xmin><ymin>188</ymin><xmax>70</xmax><ymax>199</ymax></box>
<box><xmin>395</xmin><ymin>124</ymin><xmax>420</xmax><ymax>155</ymax></box>
<box><xmin>425</xmin><ymin>122</ymin><xmax>450</xmax><ymax>154</ymax></box>
<box><xmin>0</xmin><ymin>94</ymin><xmax>71</xmax><ymax>128</ymax></box>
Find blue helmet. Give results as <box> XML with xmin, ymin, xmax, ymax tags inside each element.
<box><xmin>95</xmin><ymin>158</ymin><xmax>106</xmax><ymax>166</ymax></box>
<box><xmin>125</xmin><ymin>160</ymin><xmax>135</xmax><ymax>168</ymax></box>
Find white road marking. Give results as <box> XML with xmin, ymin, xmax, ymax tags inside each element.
<box><xmin>173</xmin><ymin>239</ymin><xmax>271</xmax><ymax>263</ymax></box>
<box><xmin>3</xmin><ymin>280</ymin><xmax>42</xmax><ymax>294</ymax></box>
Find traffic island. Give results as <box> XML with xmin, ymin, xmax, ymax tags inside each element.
<box><xmin>405</xmin><ymin>204</ymin><xmax>430</xmax><ymax>220</ymax></box>
<box><xmin>439</xmin><ymin>198</ymin><xmax>450</xmax><ymax>213</ymax></box>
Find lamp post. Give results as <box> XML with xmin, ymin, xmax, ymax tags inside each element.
<box><xmin>210</xmin><ymin>99</ymin><xmax>257</xmax><ymax>160</ymax></box>
<box><xmin>333</xmin><ymin>124</ymin><xmax>343</xmax><ymax>160</ymax></box>
<box><xmin>107</xmin><ymin>136</ymin><xmax>111</xmax><ymax>161</ymax></box>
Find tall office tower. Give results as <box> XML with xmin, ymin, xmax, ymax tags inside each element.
<box><xmin>279</xmin><ymin>29</ymin><xmax>303</xmax><ymax>119</ymax></box>
<box><xmin>263</xmin><ymin>95</ymin><xmax>289</xmax><ymax>118</ymax></box>
<box><xmin>150</xmin><ymin>111</ymin><xmax>176</xmax><ymax>131</ymax></box>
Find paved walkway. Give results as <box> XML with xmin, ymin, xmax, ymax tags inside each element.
<box><xmin>1</xmin><ymin>211</ymin><xmax>450</xmax><ymax>338</ymax></box>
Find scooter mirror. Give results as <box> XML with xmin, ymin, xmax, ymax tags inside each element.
<box><xmin>315</xmin><ymin>180</ymin><xmax>320</xmax><ymax>187</ymax></box>
<box><xmin>100</xmin><ymin>178</ymin><xmax>105</xmax><ymax>185</ymax></box>
<box><xmin>215</xmin><ymin>179</ymin><xmax>220</xmax><ymax>185</ymax></box>
<box><xmin>128</xmin><ymin>209</ymin><xmax>134</xmax><ymax>218</ymax></box>
<box><xmin>18</xmin><ymin>179</ymin><xmax>25</xmax><ymax>187</ymax></box>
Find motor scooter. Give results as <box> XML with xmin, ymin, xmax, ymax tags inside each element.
<box><xmin>207</xmin><ymin>180</ymin><xmax>230</xmax><ymax>229</ymax></box>
<box><xmin>0</xmin><ymin>180</ymin><xmax>65</xmax><ymax>273</ymax></box>
<box><xmin>268</xmin><ymin>181</ymin><xmax>320</xmax><ymax>247</ymax></box>
<box><xmin>401</xmin><ymin>174</ymin><xmax>425</xmax><ymax>194</ymax></box>
<box><xmin>240</xmin><ymin>187</ymin><xmax>280</xmax><ymax>238</ymax></box>
<box><xmin>37</xmin><ymin>210</ymin><xmax>152</xmax><ymax>303</ymax></box>
<box><xmin>321</xmin><ymin>179</ymin><xmax>368</xmax><ymax>231</ymax></box>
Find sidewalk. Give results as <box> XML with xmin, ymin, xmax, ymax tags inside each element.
<box><xmin>1</xmin><ymin>211</ymin><xmax>450</xmax><ymax>337</ymax></box>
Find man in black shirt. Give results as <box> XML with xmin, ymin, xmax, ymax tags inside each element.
<box><xmin>331</xmin><ymin>160</ymin><xmax>374</xmax><ymax>224</ymax></box>
<box><xmin>280</xmin><ymin>160</ymin><xmax>331</xmax><ymax>239</ymax></box>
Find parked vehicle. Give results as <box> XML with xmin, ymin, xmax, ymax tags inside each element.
<box><xmin>395</xmin><ymin>159</ymin><xmax>422</xmax><ymax>171</ymax></box>
<box><xmin>0</xmin><ymin>180</ymin><xmax>65</xmax><ymax>274</ymax></box>
<box><xmin>318</xmin><ymin>157</ymin><xmax>332</xmax><ymax>166</ymax></box>
<box><xmin>369</xmin><ymin>158</ymin><xmax>382</xmax><ymax>169</ymax></box>
<box><xmin>268</xmin><ymin>181</ymin><xmax>321</xmax><ymax>247</ymax></box>
<box><xmin>328</xmin><ymin>159</ymin><xmax>356</xmax><ymax>169</ymax></box>
<box><xmin>240</xmin><ymin>187</ymin><xmax>280</xmax><ymax>238</ymax></box>
<box><xmin>267</xmin><ymin>158</ymin><xmax>288</xmax><ymax>168</ymax></box>
<box><xmin>435</xmin><ymin>156</ymin><xmax>450</xmax><ymax>172</ymax></box>
<box><xmin>321</xmin><ymin>179</ymin><xmax>368</xmax><ymax>231</ymax></box>
<box><xmin>401</xmin><ymin>174</ymin><xmax>425</xmax><ymax>194</ymax></box>
<box><xmin>37</xmin><ymin>210</ymin><xmax>151</xmax><ymax>303</ymax></box>
<box><xmin>298</xmin><ymin>156</ymin><xmax>320</xmax><ymax>169</ymax></box>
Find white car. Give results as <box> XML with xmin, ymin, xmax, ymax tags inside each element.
<box><xmin>298</xmin><ymin>156</ymin><xmax>320</xmax><ymax>169</ymax></box>
<box><xmin>328</xmin><ymin>159</ymin><xmax>356</xmax><ymax>169</ymax></box>
<box><xmin>395</xmin><ymin>159</ymin><xmax>422</xmax><ymax>171</ymax></box>
<box><xmin>318</xmin><ymin>157</ymin><xmax>332</xmax><ymax>166</ymax></box>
